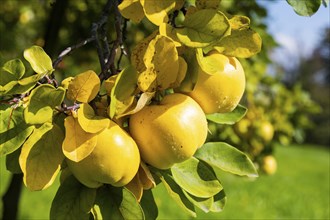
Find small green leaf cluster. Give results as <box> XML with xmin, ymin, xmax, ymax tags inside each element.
<box><xmin>0</xmin><ymin>1</ymin><xmax>263</xmax><ymax>219</ymax></box>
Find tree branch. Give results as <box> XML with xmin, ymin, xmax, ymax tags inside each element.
<box><xmin>99</xmin><ymin>0</ymin><xmax>124</xmax><ymax>81</ymax></box>
<box><xmin>52</xmin><ymin>0</ymin><xmax>114</xmax><ymax>73</ymax></box>
<box><xmin>53</xmin><ymin>37</ymin><xmax>95</xmax><ymax>68</ymax></box>
<box><xmin>2</xmin><ymin>174</ymin><xmax>23</xmax><ymax>220</ymax></box>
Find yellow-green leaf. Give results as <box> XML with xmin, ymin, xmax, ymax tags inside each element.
<box><xmin>176</xmin><ymin>9</ymin><xmax>231</xmax><ymax>48</ymax></box>
<box><xmin>104</xmin><ymin>75</ymin><xmax>117</xmax><ymax>95</ymax></box>
<box><xmin>5</xmin><ymin>80</ymin><xmax>36</xmax><ymax>95</ymax></box>
<box><xmin>19</xmin><ymin>123</ymin><xmax>65</xmax><ymax>191</ymax></box>
<box><xmin>118</xmin><ymin>0</ymin><xmax>145</xmax><ymax>23</ymax></box>
<box><xmin>119</xmin><ymin>92</ymin><xmax>155</xmax><ymax>118</ymax></box>
<box><xmin>24</xmin><ymin>84</ymin><xmax>65</xmax><ymax>124</ymax></box>
<box><xmin>0</xmin><ymin>106</ymin><xmax>34</xmax><ymax>156</ymax></box>
<box><xmin>137</xmin><ymin>69</ymin><xmax>157</xmax><ymax>92</ymax></box>
<box><xmin>195</xmin><ymin>142</ymin><xmax>258</xmax><ymax>177</ymax></box>
<box><xmin>61</xmin><ymin>76</ymin><xmax>74</xmax><ymax>90</ymax></box>
<box><xmin>228</xmin><ymin>15</ymin><xmax>250</xmax><ymax>30</ymax></box>
<box><xmin>67</xmin><ymin>70</ymin><xmax>100</xmax><ymax>103</ymax></box>
<box><xmin>131</xmin><ymin>31</ymin><xmax>158</xmax><ymax>73</ymax></box>
<box><xmin>177</xmin><ymin>48</ymin><xmax>199</xmax><ymax>92</ymax></box>
<box><xmin>214</xmin><ymin>28</ymin><xmax>262</xmax><ymax>58</ymax></box>
<box><xmin>23</xmin><ymin>46</ymin><xmax>54</xmax><ymax>75</ymax></box>
<box><xmin>159</xmin><ymin>23</ymin><xmax>181</xmax><ymax>47</ymax></box>
<box><xmin>196</xmin><ymin>48</ymin><xmax>227</xmax><ymax>75</ymax></box>
<box><xmin>77</xmin><ymin>103</ymin><xmax>110</xmax><ymax>133</ymax></box>
<box><xmin>139</xmin><ymin>35</ymin><xmax>179</xmax><ymax>91</ymax></box>
<box><xmin>18</xmin><ymin>74</ymin><xmax>43</xmax><ymax>86</ymax></box>
<box><xmin>0</xmin><ymin>81</ymin><xmax>18</xmax><ymax>96</ymax></box>
<box><xmin>171</xmin><ymin>56</ymin><xmax>187</xmax><ymax>88</ymax></box>
<box><xmin>171</xmin><ymin>157</ymin><xmax>223</xmax><ymax>198</ymax></box>
<box><xmin>140</xmin><ymin>0</ymin><xmax>176</xmax><ymax>26</ymax></box>
<box><xmin>110</xmin><ymin>65</ymin><xmax>138</xmax><ymax>118</ymax></box>
<box><xmin>159</xmin><ymin>171</ymin><xmax>196</xmax><ymax>217</ymax></box>
<box><xmin>62</xmin><ymin>116</ymin><xmax>98</xmax><ymax>162</ymax></box>
<box><xmin>2</xmin><ymin>59</ymin><xmax>25</xmax><ymax>81</ymax></box>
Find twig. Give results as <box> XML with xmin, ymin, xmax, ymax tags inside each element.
<box><xmin>53</xmin><ymin>0</ymin><xmax>114</xmax><ymax>71</ymax></box>
<box><xmin>99</xmin><ymin>0</ymin><xmax>124</xmax><ymax>81</ymax></box>
<box><xmin>91</xmin><ymin>0</ymin><xmax>114</xmax><ymax>76</ymax></box>
<box><xmin>52</xmin><ymin>36</ymin><xmax>95</xmax><ymax>68</ymax></box>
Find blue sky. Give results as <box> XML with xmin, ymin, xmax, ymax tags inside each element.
<box><xmin>258</xmin><ymin>0</ymin><xmax>330</xmax><ymax>68</ymax></box>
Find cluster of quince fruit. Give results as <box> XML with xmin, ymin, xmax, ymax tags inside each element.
<box><xmin>65</xmin><ymin>51</ymin><xmax>246</xmax><ymax>199</ymax></box>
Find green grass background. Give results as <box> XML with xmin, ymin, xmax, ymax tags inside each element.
<box><xmin>1</xmin><ymin>144</ymin><xmax>329</xmax><ymax>219</ymax></box>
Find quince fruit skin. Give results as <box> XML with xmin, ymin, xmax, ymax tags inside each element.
<box><xmin>129</xmin><ymin>93</ymin><xmax>208</xmax><ymax>169</ymax></box>
<box><xmin>187</xmin><ymin>52</ymin><xmax>245</xmax><ymax>114</ymax></box>
<box><xmin>66</xmin><ymin>121</ymin><xmax>140</xmax><ymax>188</ymax></box>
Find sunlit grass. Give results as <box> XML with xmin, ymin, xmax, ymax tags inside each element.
<box><xmin>154</xmin><ymin>144</ymin><xmax>330</xmax><ymax>219</ymax></box>
<box><xmin>0</xmin><ymin>144</ymin><xmax>329</xmax><ymax>219</ymax></box>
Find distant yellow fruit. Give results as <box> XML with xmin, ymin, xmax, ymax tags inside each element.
<box><xmin>258</xmin><ymin>121</ymin><xmax>274</xmax><ymax>142</ymax></box>
<box><xmin>234</xmin><ymin>118</ymin><xmax>251</xmax><ymax>137</ymax></box>
<box><xmin>129</xmin><ymin>93</ymin><xmax>208</xmax><ymax>169</ymax></box>
<box><xmin>66</xmin><ymin>121</ymin><xmax>140</xmax><ymax>188</ymax></box>
<box><xmin>187</xmin><ymin>52</ymin><xmax>245</xmax><ymax>114</ymax></box>
<box><xmin>261</xmin><ymin>155</ymin><xmax>277</xmax><ymax>175</ymax></box>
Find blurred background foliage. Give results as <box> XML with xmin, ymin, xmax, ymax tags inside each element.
<box><xmin>0</xmin><ymin>0</ymin><xmax>328</xmax><ymax>168</ymax></box>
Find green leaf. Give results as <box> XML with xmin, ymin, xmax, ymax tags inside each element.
<box><xmin>2</xmin><ymin>59</ymin><xmax>25</xmax><ymax>79</ymax></box>
<box><xmin>176</xmin><ymin>9</ymin><xmax>231</xmax><ymax>48</ymax></box>
<box><xmin>214</xmin><ymin>28</ymin><xmax>262</xmax><ymax>58</ymax></box>
<box><xmin>50</xmin><ymin>175</ymin><xmax>97</xmax><ymax>220</ymax></box>
<box><xmin>19</xmin><ymin>123</ymin><xmax>65</xmax><ymax>190</ymax></box>
<box><xmin>0</xmin><ymin>81</ymin><xmax>18</xmax><ymax>95</ymax></box>
<box><xmin>286</xmin><ymin>0</ymin><xmax>321</xmax><ymax>16</ymax></box>
<box><xmin>23</xmin><ymin>46</ymin><xmax>54</xmax><ymax>75</ymax></box>
<box><xmin>6</xmin><ymin>147</ymin><xmax>22</xmax><ymax>174</ymax></box>
<box><xmin>94</xmin><ymin>186</ymin><xmax>144</xmax><ymax>220</ymax></box>
<box><xmin>195</xmin><ymin>142</ymin><xmax>258</xmax><ymax>177</ymax></box>
<box><xmin>182</xmin><ymin>190</ymin><xmax>214</xmax><ymax>213</ymax></box>
<box><xmin>67</xmin><ymin>70</ymin><xmax>101</xmax><ymax>103</ymax></box>
<box><xmin>210</xmin><ymin>190</ymin><xmax>226</xmax><ymax>212</ymax></box>
<box><xmin>0</xmin><ymin>70</ymin><xmax>16</xmax><ymax>87</ymax></box>
<box><xmin>24</xmin><ymin>84</ymin><xmax>65</xmax><ymax>124</ymax></box>
<box><xmin>0</xmin><ymin>106</ymin><xmax>34</xmax><ymax>156</ymax></box>
<box><xmin>0</xmin><ymin>59</ymin><xmax>25</xmax><ymax>87</ymax></box>
<box><xmin>206</xmin><ymin>105</ymin><xmax>247</xmax><ymax>125</ymax></box>
<box><xmin>171</xmin><ymin>157</ymin><xmax>222</xmax><ymax>198</ymax></box>
<box><xmin>177</xmin><ymin>49</ymin><xmax>199</xmax><ymax>92</ymax></box>
<box><xmin>18</xmin><ymin>74</ymin><xmax>43</xmax><ymax>86</ymax></box>
<box><xmin>4</xmin><ymin>73</ymin><xmax>41</xmax><ymax>95</ymax></box>
<box><xmin>140</xmin><ymin>190</ymin><xmax>158</xmax><ymax>220</ymax></box>
<box><xmin>158</xmin><ymin>171</ymin><xmax>196</xmax><ymax>217</ymax></box>
<box><xmin>0</xmin><ymin>59</ymin><xmax>26</xmax><ymax>95</ymax></box>
<box><xmin>110</xmin><ymin>65</ymin><xmax>138</xmax><ymax>118</ymax></box>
